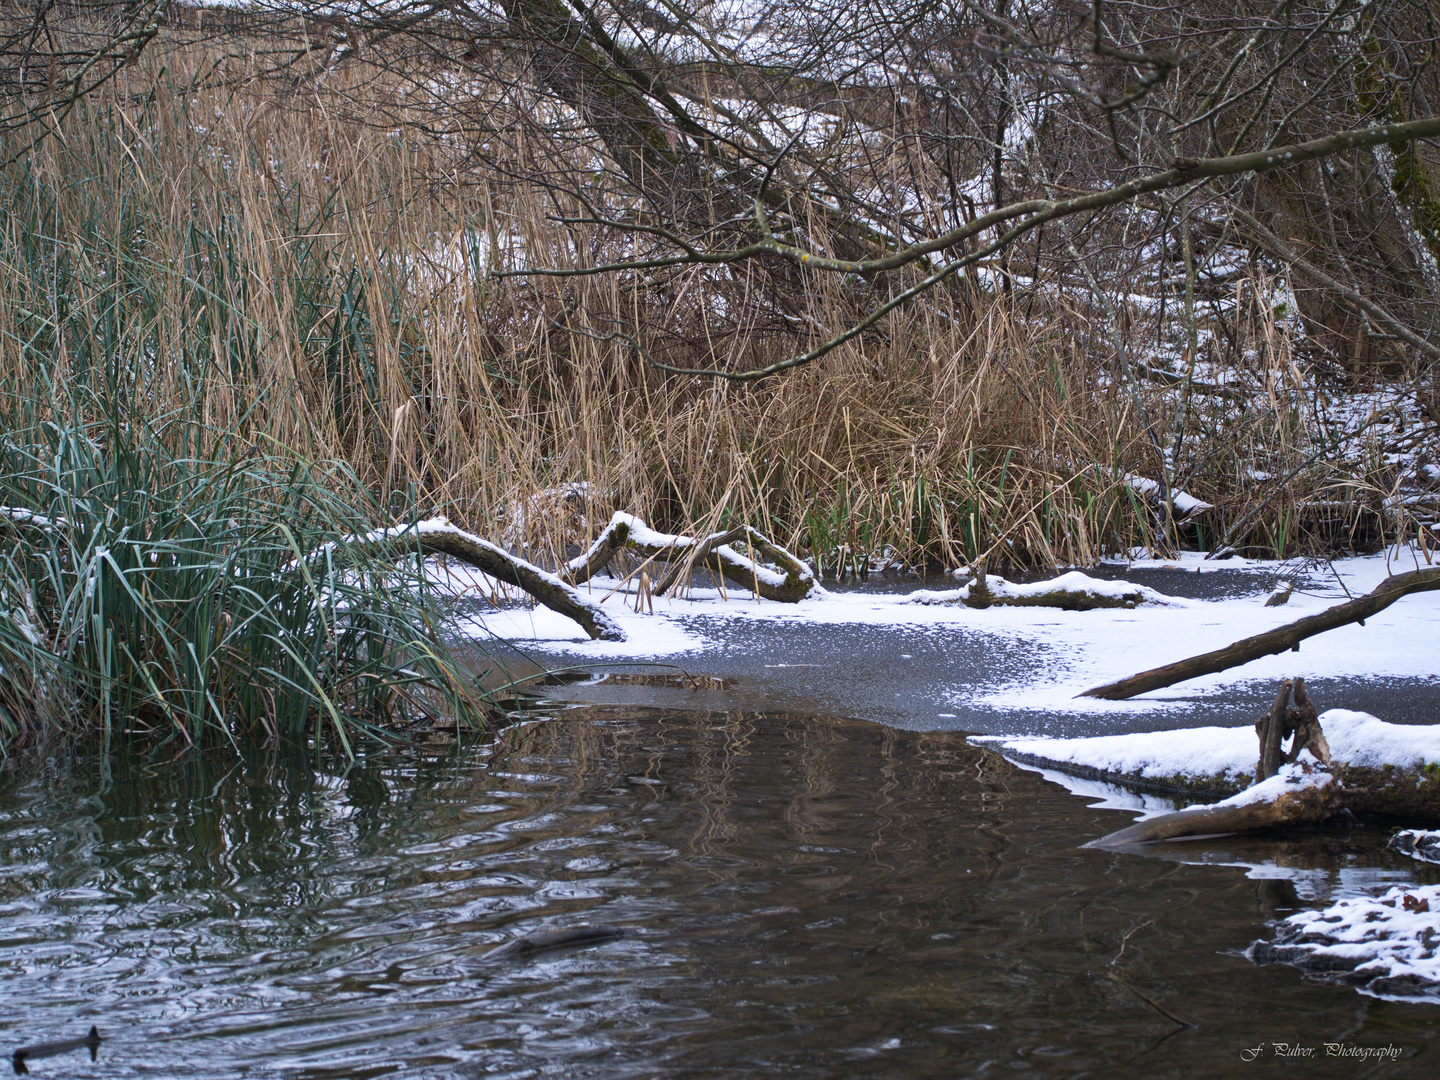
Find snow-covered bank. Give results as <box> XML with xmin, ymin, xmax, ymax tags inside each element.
<box><xmin>974</xmin><ymin>710</ymin><xmax>1440</xmax><ymax>797</ymax></box>
<box><xmin>1249</xmin><ymin>884</ymin><xmax>1440</xmax><ymax>1003</ymax></box>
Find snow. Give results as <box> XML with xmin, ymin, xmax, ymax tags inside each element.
<box><xmin>1392</xmin><ymin>830</ymin><xmax>1440</xmax><ymax>865</ymax></box>
<box><xmin>315</xmin><ymin>516</ymin><xmax>624</xmax><ymax>640</ymax></box>
<box><xmin>987</xmin><ymin>570</ymin><xmax>1176</xmax><ymax>604</ymax></box>
<box><xmin>1253</xmin><ymin>884</ymin><xmax>1440</xmax><ymax>1003</ymax></box>
<box><xmin>0</xmin><ymin>507</ymin><xmax>67</xmax><ymax>530</ymax></box>
<box><xmin>1121</xmin><ymin>475</ymin><xmax>1214</xmax><ymax>518</ymax></box>
<box><xmin>1199</xmin><ymin>761</ymin><xmax>1333</xmax><ymax>809</ymax></box>
<box><xmin>456</xmin><ymin>546</ymin><xmax>1438</xmax><ymax>718</ymax></box>
<box><xmin>565</xmin><ymin>511</ymin><xmax>814</xmax><ymax>593</ymax></box>
<box><xmin>975</xmin><ymin>710</ymin><xmax>1440</xmax><ymax>792</ymax></box>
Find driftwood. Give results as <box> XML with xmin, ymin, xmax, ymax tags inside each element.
<box><xmin>1255</xmin><ymin>677</ymin><xmax>1331</xmax><ymax>782</ymax></box>
<box><xmin>1080</xmin><ymin>566</ymin><xmax>1440</xmax><ymax>700</ymax></box>
<box><xmin>909</xmin><ymin>564</ymin><xmax>1160</xmax><ymax>611</ymax></box>
<box><xmin>1086</xmin><ymin>681</ymin><xmax>1342</xmax><ymax>848</ymax></box>
<box><xmin>562</xmin><ymin>513</ymin><xmax>818</xmax><ymax>603</ymax></box>
<box><xmin>326</xmin><ymin>520</ymin><xmax>626</xmax><ymax>642</ymax></box>
<box><xmin>1083</xmin><ymin>770</ymin><xmax>1341</xmax><ymax>849</ymax></box>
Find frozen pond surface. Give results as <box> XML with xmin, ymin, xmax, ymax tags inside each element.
<box><xmin>3</xmin><ymin>707</ymin><xmax>1438</xmax><ymax>1078</ymax></box>
<box><xmin>463</xmin><ymin>555</ymin><xmax>1440</xmax><ymax>737</ymax></box>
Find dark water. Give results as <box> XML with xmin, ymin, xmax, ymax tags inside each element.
<box><xmin>2</xmin><ymin>708</ymin><xmax>1437</xmax><ymax>1078</ymax></box>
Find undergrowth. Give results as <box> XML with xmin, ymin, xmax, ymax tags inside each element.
<box><xmin>0</xmin><ymin>32</ymin><xmax>1424</xmax><ymax>625</ymax></box>
<box><xmin>0</xmin><ymin>389</ymin><xmax>491</xmax><ymax>750</ymax></box>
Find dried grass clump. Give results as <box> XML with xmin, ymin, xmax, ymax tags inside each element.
<box><xmin>0</xmin><ymin>29</ymin><xmax>1418</xmax><ymax>598</ymax></box>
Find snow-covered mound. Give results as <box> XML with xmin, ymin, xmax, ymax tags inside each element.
<box><xmin>975</xmin><ymin>710</ymin><xmax>1440</xmax><ymax>793</ymax></box>
<box><xmin>1248</xmin><ymin>884</ymin><xmax>1440</xmax><ymax>1002</ymax></box>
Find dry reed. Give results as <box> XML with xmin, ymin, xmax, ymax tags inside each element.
<box><xmin>0</xmin><ymin>30</ymin><xmax>1413</xmax><ymax>579</ymax></box>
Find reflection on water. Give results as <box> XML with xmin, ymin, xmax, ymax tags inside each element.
<box><xmin>1</xmin><ymin>708</ymin><xmax>1437</xmax><ymax>1078</ymax></box>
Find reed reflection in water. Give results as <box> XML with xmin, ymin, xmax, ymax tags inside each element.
<box><xmin>1</xmin><ymin>707</ymin><xmax>1436</xmax><ymax>1078</ymax></box>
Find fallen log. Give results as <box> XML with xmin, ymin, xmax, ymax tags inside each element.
<box><xmin>1083</xmin><ymin>762</ymin><xmax>1341</xmax><ymax>849</ymax></box>
<box><xmin>320</xmin><ymin>518</ymin><xmax>626</xmax><ymax>642</ymax></box>
<box><xmin>1080</xmin><ymin>566</ymin><xmax>1440</xmax><ymax>700</ymax></box>
<box><xmin>906</xmin><ymin>567</ymin><xmax>1171</xmax><ymax>611</ymax></box>
<box><xmin>1087</xmin><ymin>679</ymin><xmax>1347</xmax><ymax>847</ymax></box>
<box><xmin>562</xmin><ymin>513</ymin><xmax>818</xmax><ymax>603</ymax></box>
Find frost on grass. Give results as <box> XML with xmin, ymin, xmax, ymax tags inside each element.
<box><xmin>1248</xmin><ymin>884</ymin><xmax>1440</xmax><ymax>1002</ymax></box>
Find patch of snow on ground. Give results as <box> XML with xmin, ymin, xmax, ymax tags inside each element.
<box><xmin>458</xmin><ymin>602</ymin><xmax>711</xmax><ymax>660</ymax></box>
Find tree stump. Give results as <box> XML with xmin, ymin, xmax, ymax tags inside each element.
<box><xmin>1254</xmin><ymin>677</ymin><xmax>1332</xmax><ymax>783</ymax></box>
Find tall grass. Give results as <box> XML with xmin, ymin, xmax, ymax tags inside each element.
<box><xmin>0</xmin><ymin>28</ymin><xmax>1408</xmax><ymax>604</ymax></box>
<box><xmin>0</xmin><ymin>388</ymin><xmax>491</xmax><ymax>748</ymax></box>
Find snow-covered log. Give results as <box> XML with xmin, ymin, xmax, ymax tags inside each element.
<box><xmin>906</xmin><ymin>569</ymin><xmax>1171</xmax><ymax>611</ymax></box>
<box><xmin>321</xmin><ymin>518</ymin><xmax>626</xmax><ymax>642</ymax></box>
<box><xmin>563</xmin><ymin>512</ymin><xmax>817</xmax><ymax>603</ymax></box>
<box><xmin>1081</xmin><ymin>566</ymin><xmax>1440</xmax><ymax>699</ymax></box>
<box><xmin>1083</xmin><ymin>763</ymin><xmax>1341</xmax><ymax>849</ymax></box>
<box><xmin>978</xmin><ymin>708</ymin><xmax>1440</xmax><ymax>820</ymax></box>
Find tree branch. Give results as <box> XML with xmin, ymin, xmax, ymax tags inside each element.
<box><xmin>1080</xmin><ymin>566</ymin><xmax>1440</xmax><ymax>700</ymax></box>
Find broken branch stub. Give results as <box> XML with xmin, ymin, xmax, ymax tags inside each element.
<box><xmin>1256</xmin><ymin>680</ymin><xmax>1294</xmax><ymax>784</ymax></box>
<box><xmin>319</xmin><ymin>519</ymin><xmax>626</xmax><ymax>642</ymax></box>
<box><xmin>1254</xmin><ymin>677</ymin><xmax>1333</xmax><ymax>783</ymax></box>
<box><xmin>1079</xmin><ymin>567</ymin><xmax>1440</xmax><ymax>700</ymax></box>
<box><xmin>564</xmin><ymin>513</ymin><xmax>817</xmax><ymax>603</ymax></box>
<box><xmin>1286</xmin><ymin>679</ymin><xmax>1332</xmax><ymax>769</ymax></box>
